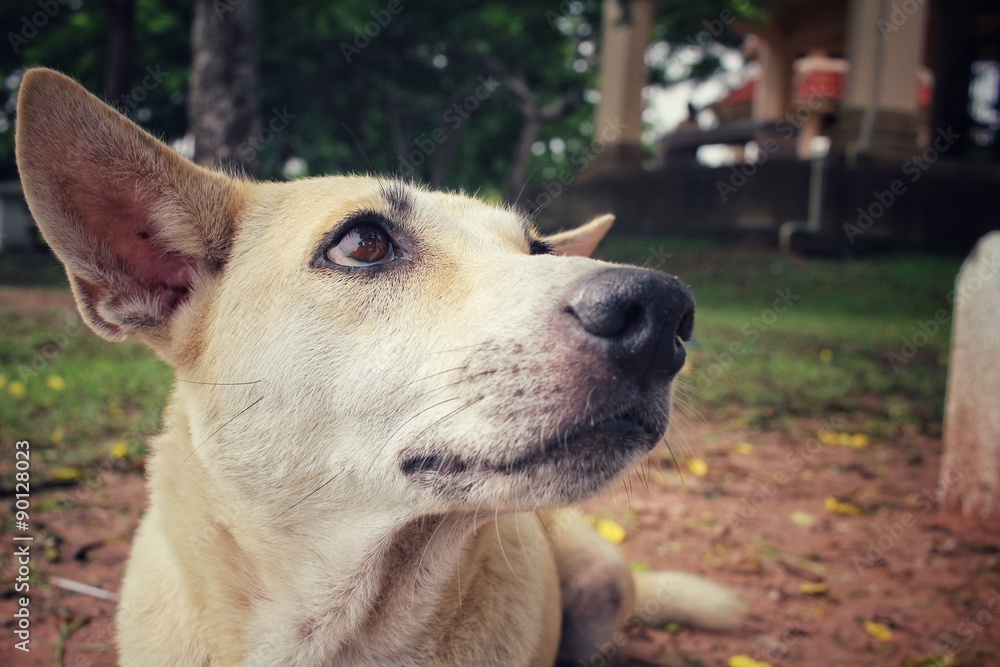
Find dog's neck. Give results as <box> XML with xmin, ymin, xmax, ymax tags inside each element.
<box><xmin>146</xmin><ymin>393</ymin><xmax>544</xmax><ymax>664</ymax></box>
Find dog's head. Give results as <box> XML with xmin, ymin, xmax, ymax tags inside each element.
<box><xmin>16</xmin><ymin>69</ymin><xmax>693</xmax><ymax>521</ymax></box>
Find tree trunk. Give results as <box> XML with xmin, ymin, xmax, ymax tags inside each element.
<box><xmin>939</xmin><ymin>232</ymin><xmax>1000</xmax><ymax>520</ymax></box>
<box><xmin>103</xmin><ymin>0</ymin><xmax>135</xmax><ymax>104</ymax></box>
<box><xmin>189</xmin><ymin>0</ymin><xmax>262</xmax><ymax>174</ymax></box>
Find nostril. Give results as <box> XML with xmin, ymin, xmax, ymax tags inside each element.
<box><xmin>677</xmin><ymin>307</ymin><xmax>695</xmax><ymax>342</ymax></box>
<box><xmin>619</xmin><ymin>302</ymin><xmax>644</xmax><ymax>337</ymax></box>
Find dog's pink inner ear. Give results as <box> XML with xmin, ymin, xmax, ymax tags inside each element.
<box><xmin>86</xmin><ymin>195</ymin><xmax>195</xmax><ymax>300</ymax></box>
<box><xmin>61</xmin><ymin>182</ymin><xmax>205</xmax><ymax>340</ymax></box>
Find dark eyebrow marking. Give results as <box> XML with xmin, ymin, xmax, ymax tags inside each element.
<box><xmin>529</xmin><ymin>239</ymin><xmax>553</xmax><ymax>255</ymax></box>
<box><xmin>379</xmin><ymin>180</ymin><xmax>413</xmax><ymax>221</ymax></box>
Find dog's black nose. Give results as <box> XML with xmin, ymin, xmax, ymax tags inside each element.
<box><xmin>566</xmin><ymin>268</ymin><xmax>694</xmax><ymax>381</ymax></box>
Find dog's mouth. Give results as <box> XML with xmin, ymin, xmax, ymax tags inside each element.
<box><xmin>401</xmin><ymin>407</ymin><xmax>665</xmax><ymax>480</ymax></box>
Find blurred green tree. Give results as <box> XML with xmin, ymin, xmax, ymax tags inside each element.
<box><xmin>1</xmin><ymin>0</ymin><xmax>768</xmax><ymax>195</ymax></box>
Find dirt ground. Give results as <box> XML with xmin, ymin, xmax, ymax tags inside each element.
<box><xmin>2</xmin><ymin>418</ymin><xmax>999</xmax><ymax>667</ymax></box>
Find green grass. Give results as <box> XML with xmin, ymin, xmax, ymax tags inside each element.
<box><xmin>0</xmin><ymin>241</ymin><xmax>961</xmax><ymax>480</ymax></box>
<box><xmin>0</xmin><ymin>277</ymin><xmax>171</xmax><ymax>475</ymax></box>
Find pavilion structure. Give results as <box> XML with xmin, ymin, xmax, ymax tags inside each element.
<box><xmin>589</xmin><ymin>0</ymin><xmax>998</xmax><ymax>171</ymax></box>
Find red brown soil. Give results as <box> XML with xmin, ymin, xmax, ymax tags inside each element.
<box><xmin>2</xmin><ymin>422</ymin><xmax>999</xmax><ymax>666</ymax></box>
<box><xmin>0</xmin><ymin>288</ymin><xmax>74</xmax><ymax>315</ymax></box>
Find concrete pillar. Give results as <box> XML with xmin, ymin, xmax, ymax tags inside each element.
<box><xmin>835</xmin><ymin>0</ymin><xmax>929</xmax><ymax>160</ymax></box>
<box><xmin>940</xmin><ymin>232</ymin><xmax>1000</xmax><ymax>520</ymax></box>
<box><xmin>752</xmin><ymin>38</ymin><xmax>794</xmax><ymax>121</ymax></box>
<box><xmin>588</xmin><ymin>0</ymin><xmax>653</xmax><ymax>175</ymax></box>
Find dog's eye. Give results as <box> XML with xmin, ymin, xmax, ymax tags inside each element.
<box><xmin>327</xmin><ymin>224</ymin><xmax>395</xmax><ymax>266</ymax></box>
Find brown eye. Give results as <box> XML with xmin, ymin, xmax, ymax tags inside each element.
<box><xmin>327</xmin><ymin>224</ymin><xmax>395</xmax><ymax>267</ymax></box>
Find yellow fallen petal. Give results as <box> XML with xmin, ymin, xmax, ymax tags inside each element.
<box><xmin>864</xmin><ymin>620</ymin><xmax>893</xmax><ymax>642</ymax></box>
<box><xmin>51</xmin><ymin>428</ymin><xmax>64</xmax><ymax>444</ymax></box>
<box><xmin>8</xmin><ymin>381</ymin><xmax>26</xmax><ymax>397</ymax></box>
<box><xmin>596</xmin><ymin>518</ymin><xmax>626</xmax><ymax>544</ymax></box>
<box><xmin>50</xmin><ymin>466</ymin><xmax>82</xmax><ymax>482</ymax></box>
<box><xmin>790</xmin><ymin>510</ymin><xmax>818</xmax><ymax>528</ymax></box>
<box><xmin>849</xmin><ymin>433</ymin><xmax>870</xmax><ymax>448</ymax></box>
<box><xmin>819</xmin><ymin>348</ymin><xmax>833</xmax><ymax>362</ymax></box>
<box><xmin>733</xmin><ymin>441</ymin><xmax>754</xmax><ymax>455</ymax></box>
<box><xmin>825</xmin><ymin>496</ymin><xmax>861</xmax><ymax>516</ymax></box>
<box><xmin>800</xmin><ymin>581</ymin><xmax>828</xmax><ymax>595</ymax></box>
<box><xmin>904</xmin><ymin>653</ymin><xmax>957</xmax><ymax>667</ymax></box>
<box><xmin>728</xmin><ymin>655</ymin><xmax>773</xmax><ymax>667</ymax></box>
<box><xmin>45</xmin><ymin>375</ymin><xmax>66</xmax><ymax>391</ymax></box>
<box><xmin>687</xmin><ymin>458</ymin><xmax>708</xmax><ymax>477</ymax></box>
<box><xmin>818</xmin><ymin>429</ymin><xmax>837</xmax><ymax>445</ymax></box>
<box><xmin>110</xmin><ymin>441</ymin><xmax>130</xmax><ymax>459</ymax></box>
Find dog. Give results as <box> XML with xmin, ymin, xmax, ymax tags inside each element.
<box><xmin>16</xmin><ymin>68</ymin><xmax>743</xmax><ymax>666</ymax></box>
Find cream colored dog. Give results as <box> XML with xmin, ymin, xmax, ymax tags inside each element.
<box><xmin>17</xmin><ymin>68</ymin><xmax>743</xmax><ymax>666</ymax></box>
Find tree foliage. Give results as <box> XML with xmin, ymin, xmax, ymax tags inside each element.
<box><xmin>1</xmin><ymin>0</ymin><xmax>768</xmax><ymax>193</ymax></box>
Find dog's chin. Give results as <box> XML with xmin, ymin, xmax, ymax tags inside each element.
<box><xmin>402</xmin><ymin>409</ymin><xmax>668</xmax><ymax>506</ymax></box>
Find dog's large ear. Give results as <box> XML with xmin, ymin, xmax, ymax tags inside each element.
<box><xmin>15</xmin><ymin>68</ymin><xmax>244</xmax><ymax>348</ymax></box>
<box><xmin>542</xmin><ymin>214</ymin><xmax>614</xmax><ymax>257</ymax></box>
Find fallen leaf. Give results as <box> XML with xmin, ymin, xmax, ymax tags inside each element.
<box><xmin>596</xmin><ymin>518</ymin><xmax>626</xmax><ymax>544</ymax></box>
<box><xmin>50</xmin><ymin>466</ymin><xmax>82</xmax><ymax>482</ymax></box>
<box><xmin>904</xmin><ymin>653</ymin><xmax>958</xmax><ymax>667</ymax></box>
<box><xmin>864</xmin><ymin>620</ymin><xmax>894</xmax><ymax>642</ymax></box>
<box><xmin>728</xmin><ymin>655</ymin><xmax>773</xmax><ymax>667</ymax></box>
<box><xmin>800</xmin><ymin>581</ymin><xmax>829</xmax><ymax>595</ymax></box>
<box><xmin>687</xmin><ymin>458</ymin><xmax>708</xmax><ymax>477</ymax></box>
<box><xmin>790</xmin><ymin>510</ymin><xmax>818</xmax><ymax>528</ymax></box>
<box><xmin>825</xmin><ymin>496</ymin><xmax>861</xmax><ymax>516</ymax></box>
<box><xmin>849</xmin><ymin>433</ymin><xmax>870</xmax><ymax>448</ymax></box>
